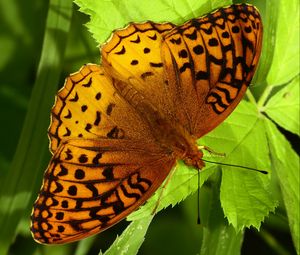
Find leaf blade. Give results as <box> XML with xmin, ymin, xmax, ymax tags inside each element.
<box><xmin>265</xmin><ymin>119</ymin><xmax>300</xmax><ymax>254</ymax></box>
<box><xmin>218</xmin><ymin>102</ymin><xmax>277</xmax><ymax>230</ymax></box>
<box><xmin>103</xmin><ymin>215</ymin><xmax>154</xmax><ymax>255</ymax></box>
<box><xmin>266</xmin><ymin>0</ymin><xmax>300</xmax><ymax>86</ymax></box>
<box><xmin>200</xmin><ymin>172</ymin><xmax>244</xmax><ymax>255</ymax></box>
<box><xmin>74</xmin><ymin>0</ymin><xmax>231</xmax><ymax>44</ymax></box>
<box><xmin>265</xmin><ymin>75</ymin><xmax>300</xmax><ymax>136</ymax></box>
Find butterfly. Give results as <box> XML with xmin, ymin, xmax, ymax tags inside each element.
<box><xmin>31</xmin><ymin>3</ymin><xmax>262</xmax><ymax>244</ymax></box>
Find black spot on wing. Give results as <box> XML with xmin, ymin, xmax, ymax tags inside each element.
<box><xmin>185</xmin><ymin>29</ymin><xmax>197</xmax><ymax>40</ymax></box>
<box><xmin>69</xmin><ymin>92</ymin><xmax>79</xmax><ymax>102</ymax></box>
<box><xmin>102</xmin><ymin>166</ymin><xmax>114</xmax><ymax>180</ymax></box>
<box><xmin>106</xmin><ymin>103</ymin><xmax>116</xmax><ymax>116</ymax></box>
<box><xmin>130</xmin><ymin>35</ymin><xmax>141</xmax><ymax>43</ymax></box>
<box><xmin>141</xmin><ymin>71</ymin><xmax>154</xmax><ymax>80</ymax></box>
<box><xmin>94</xmin><ymin>111</ymin><xmax>101</xmax><ymax>126</ymax></box>
<box><xmin>179</xmin><ymin>62</ymin><xmax>192</xmax><ymax>73</ymax></box>
<box><xmin>170</xmin><ymin>37</ymin><xmax>181</xmax><ymax>45</ymax></box>
<box><xmin>63</xmin><ymin>127</ymin><xmax>71</xmax><ymax>137</ymax></box>
<box><xmin>107</xmin><ymin>126</ymin><xmax>125</xmax><ymax>139</ymax></box>
<box><xmin>64</xmin><ymin>110</ymin><xmax>72</xmax><ymax>119</ymax></box>
<box><xmin>148</xmin><ymin>33</ymin><xmax>157</xmax><ymax>40</ymax></box>
<box><xmin>85</xmin><ymin>123</ymin><xmax>92</xmax><ymax>132</ymax></box>
<box><xmin>86</xmin><ymin>183</ymin><xmax>99</xmax><ymax>197</ymax></box>
<box><xmin>150</xmin><ymin>62</ymin><xmax>163</xmax><ymax>68</ymax></box>
<box><xmin>115</xmin><ymin>46</ymin><xmax>126</xmax><ymax>55</ymax></box>
<box><xmin>82</xmin><ymin>77</ymin><xmax>92</xmax><ymax>87</ymax></box>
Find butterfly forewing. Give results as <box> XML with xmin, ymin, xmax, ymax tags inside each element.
<box><xmin>101</xmin><ymin>22</ymin><xmax>179</xmax><ymax>122</ymax></box>
<box><xmin>162</xmin><ymin>4</ymin><xmax>262</xmax><ymax>137</ymax></box>
<box><xmin>48</xmin><ymin>64</ymin><xmax>156</xmax><ymax>153</ymax></box>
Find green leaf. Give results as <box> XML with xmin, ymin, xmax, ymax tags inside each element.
<box><xmin>102</xmin><ymin>215</ymin><xmax>154</xmax><ymax>255</ymax></box>
<box><xmin>265</xmin><ymin>119</ymin><xmax>300</xmax><ymax>254</ymax></box>
<box><xmin>200</xmin><ymin>172</ymin><xmax>243</xmax><ymax>255</ymax></box>
<box><xmin>43</xmin><ymin>245</ymin><xmax>73</xmax><ymax>255</ymax></box>
<box><xmin>129</xmin><ymin>100</ymin><xmax>276</xmax><ymax>232</ymax></box>
<box><xmin>265</xmin><ymin>75</ymin><xmax>300</xmax><ymax>136</ymax></box>
<box><xmin>266</xmin><ymin>0</ymin><xmax>300</xmax><ymax>86</ymax></box>
<box><xmin>0</xmin><ymin>0</ymin><xmax>73</xmax><ymax>254</ymax></box>
<box><xmin>200</xmin><ymin>101</ymin><xmax>277</xmax><ymax>231</ymax></box>
<box><xmin>199</xmin><ymin>100</ymin><xmax>277</xmax><ymax>231</ymax></box>
<box><xmin>220</xmin><ymin>113</ymin><xmax>277</xmax><ymax>230</ymax></box>
<box><xmin>250</xmin><ymin>0</ymin><xmax>279</xmax><ymax>87</ymax></box>
<box><xmin>75</xmin><ymin>236</ymin><xmax>97</xmax><ymax>255</ymax></box>
<box><xmin>128</xmin><ymin>162</ymin><xmax>215</xmax><ymax>221</ymax></box>
<box><xmin>74</xmin><ymin>0</ymin><xmax>232</xmax><ymax>44</ymax></box>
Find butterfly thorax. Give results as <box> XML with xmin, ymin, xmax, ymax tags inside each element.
<box><xmin>153</xmin><ymin>119</ymin><xmax>205</xmax><ymax>170</ymax></box>
<box><xmin>112</xmin><ymin>79</ymin><xmax>205</xmax><ymax>169</ymax></box>
<box><xmin>148</xmin><ymin>114</ymin><xmax>205</xmax><ymax>170</ymax></box>
<box><xmin>134</xmin><ymin>98</ymin><xmax>205</xmax><ymax>170</ymax></box>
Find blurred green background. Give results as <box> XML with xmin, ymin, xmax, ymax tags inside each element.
<box><xmin>0</xmin><ymin>0</ymin><xmax>298</xmax><ymax>254</ymax></box>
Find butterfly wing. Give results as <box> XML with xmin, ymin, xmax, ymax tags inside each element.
<box><xmin>101</xmin><ymin>22</ymin><xmax>179</xmax><ymax>122</ymax></box>
<box><xmin>101</xmin><ymin>4</ymin><xmax>262</xmax><ymax>138</ymax></box>
<box><xmin>48</xmin><ymin>64</ymin><xmax>156</xmax><ymax>153</ymax></box>
<box><xmin>32</xmin><ymin>64</ymin><xmax>176</xmax><ymax>244</ymax></box>
<box><xmin>161</xmin><ymin>4</ymin><xmax>262</xmax><ymax>137</ymax></box>
<box><xmin>31</xmin><ymin>138</ymin><xmax>175</xmax><ymax>244</ymax></box>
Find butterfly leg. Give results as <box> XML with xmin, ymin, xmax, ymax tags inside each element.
<box><xmin>151</xmin><ymin>165</ymin><xmax>178</xmax><ymax>215</ymax></box>
<box><xmin>198</xmin><ymin>145</ymin><xmax>226</xmax><ymax>158</ymax></box>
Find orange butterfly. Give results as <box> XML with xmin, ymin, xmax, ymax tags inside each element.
<box><xmin>31</xmin><ymin>3</ymin><xmax>262</xmax><ymax>244</ymax></box>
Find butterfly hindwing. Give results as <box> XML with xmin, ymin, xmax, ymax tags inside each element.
<box><xmin>31</xmin><ymin>138</ymin><xmax>175</xmax><ymax>244</ymax></box>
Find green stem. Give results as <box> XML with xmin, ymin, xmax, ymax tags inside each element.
<box><xmin>259</xmin><ymin>229</ymin><xmax>291</xmax><ymax>255</ymax></box>
<box><xmin>257</xmin><ymin>85</ymin><xmax>274</xmax><ymax>111</ymax></box>
<box><xmin>246</xmin><ymin>90</ymin><xmax>257</xmax><ymax>105</ymax></box>
<box><xmin>75</xmin><ymin>236</ymin><xmax>97</xmax><ymax>255</ymax></box>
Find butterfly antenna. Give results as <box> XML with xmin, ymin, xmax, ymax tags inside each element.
<box><xmin>202</xmin><ymin>159</ymin><xmax>268</xmax><ymax>174</ymax></box>
<box><xmin>197</xmin><ymin>170</ymin><xmax>201</xmax><ymax>224</ymax></box>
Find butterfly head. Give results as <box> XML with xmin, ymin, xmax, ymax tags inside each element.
<box><xmin>182</xmin><ymin>148</ymin><xmax>205</xmax><ymax>170</ymax></box>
